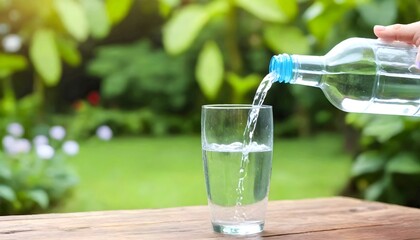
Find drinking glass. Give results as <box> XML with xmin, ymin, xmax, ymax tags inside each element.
<box><xmin>201</xmin><ymin>104</ymin><xmax>273</xmax><ymax>235</ymax></box>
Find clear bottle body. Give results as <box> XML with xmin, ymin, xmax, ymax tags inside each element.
<box><xmin>270</xmin><ymin>38</ymin><xmax>420</xmax><ymax>116</ymax></box>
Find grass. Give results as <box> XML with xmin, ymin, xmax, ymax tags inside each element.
<box><xmin>53</xmin><ymin>133</ymin><xmax>352</xmax><ymax>213</ymax></box>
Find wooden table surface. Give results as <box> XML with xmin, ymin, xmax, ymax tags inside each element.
<box><xmin>0</xmin><ymin>197</ymin><xmax>419</xmax><ymax>239</ymax></box>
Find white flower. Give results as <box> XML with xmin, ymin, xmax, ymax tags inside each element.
<box><xmin>2</xmin><ymin>135</ymin><xmax>14</xmax><ymax>148</ymax></box>
<box><xmin>62</xmin><ymin>140</ymin><xmax>79</xmax><ymax>156</ymax></box>
<box><xmin>15</xmin><ymin>139</ymin><xmax>31</xmax><ymax>154</ymax></box>
<box><xmin>33</xmin><ymin>135</ymin><xmax>49</xmax><ymax>146</ymax></box>
<box><xmin>2</xmin><ymin>34</ymin><xmax>22</xmax><ymax>52</ymax></box>
<box><xmin>2</xmin><ymin>135</ymin><xmax>15</xmax><ymax>154</ymax></box>
<box><xmin>49</xmin><ymin>125</ymin><xmax>66</xmax><ymax>140</ymax></box>
<box><xmin>3</xmin><ymin>137</ymin><xmax>31</xmax><ymax>155</ymax></box>
<box><xmin>7</xmin><ymin>122</ymin><xmax>24</xmax><ymax>137</ymax></box>
<box><xmin>96</xmin><ymin>125</ymin><xmax>112</xmax><ymax>141</ymax></box>
<box><xmin>36</xmin><ymin>144</ymin><xmax>55</xmax><ymax>160</ymax></box>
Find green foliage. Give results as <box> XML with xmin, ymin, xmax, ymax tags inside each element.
<box><xmin>303</xmin><ymin>1</ymin><xmax>358</xmax><ymax>44</ymax></box>
<box><xmin>161</xmin><ymin>0</ymin><xmax>301</xmax><ymax>103</ymax></box>
<box><xmin>0</xmin><ymin>0</ymin><xmax>131</xmax><ymax>124</ymax></box>
<box><xmin>87</xmin><ymin>40</ymin><xmax>192</xmax><ymax>113</ymax></box>
<box><xmin>342</xmin><ymin>0</ymin><xmax>420</xmax><ymax>207</ymax></box>
<box><xmin>29</xmin><ymin>29</ymin><xmax>61</xmax><ymax>86</ymax></box>
<box><xmin>351</xmin><ymin>151</ymin><xmax>385</xmax><ymax>177</ymax></box>
<box><xmin>226</xmin><ymin>73</ymin><xmax>260</xmax><ymax>103</ymax></box>
<box><xmin>81</xmin><ymin>0</ymin><xmax>111</xmax><ymax>39</ymax></box>
<box><xmin>55</xmin><ymin>37</ymin><xmax>82</xmax><ymax>67</ymax></box>
<box><xmin>54</xmin><ymin>0</ymin><xmax>89</xmax><ymax>42</ymax></box>
<box><xmin>235</xmin><ymin>0</ymin><xmax>292</xmax><ymax>23</ymax></box>
<box><xmin>67</xmin><ymin>101</ymin><xmax>196</xmax><ymax>139</ymax></box>
<box><xmin>0</xmin><ymin>0</ymin><xmax>118</xmax><ymax>85</ymax></box>
<box><xmin>0</xmin><ymin>54</ymin><xmax>27</xmax><ymax>77</ymax></box>
<box><xmin>161</xmin><ymin>0</ymin><xmax>415</xmax><ymax>135</ymax></box>
<box><xmin>357</xmin><ymin>0</ymin><xmax>397</xmax><ymax>26</ymax></box>
<box><xmin>105</xmin><ymin>0</ymin><xmax>134</xmax><ymax>25</ymax></box>
<box><xmin>163</xmin><ymin>4</ymin><xmax>213</xmax><ymax>55</ymax></box>
<box><xmin>67</xmin><ymin>103</ymin><xmax>155</xmax><ymax>138</ymax></box>
<box><xmin>347</xmin><ymin>115</ymin><xmax>405</xmax><ymax>143</ymax></box>
<box><xmin>347</xmin><ymin>114</ymin><xmax>420</xmax><ymax>207</ymax></box>
<box><xmin>0</xmin><ymin>124</ymin><xmax>78</xmax><ymax>215</ymax></box>
<box><xmin>195</xmin><ymin>41</ymin><xmax>224</xmax><ymax>100</ymax></box>
<box><xmin>263</xmin><ymin>25</ymin><xmax>310</xmax><ymax>54</ymax></box>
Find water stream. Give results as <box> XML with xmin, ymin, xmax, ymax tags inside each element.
<box><xmin>234</xmin><ymin>72</ymin><xmax>276</xmax><ymax>220</ymax></box>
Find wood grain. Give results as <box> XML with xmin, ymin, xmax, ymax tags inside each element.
<box><xmin>0</xmin><ymin>197</ymin><xmax>419</xmax><ymax>239</ymax></box>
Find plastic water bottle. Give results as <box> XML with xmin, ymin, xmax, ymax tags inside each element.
<box><xmin>269</xmin><ymin>37</ymin><xmax>420</xmax><ymax>116</ymax></box>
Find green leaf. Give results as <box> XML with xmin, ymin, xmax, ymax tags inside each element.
<box><xmin>384</xmin><ymin>183</ymin><xmax>404</xmax><ymax>205</ymax></box>
<box><xmin>235</xmin><ymin>0</ymin><xmax>288</xmax><ymax>23</ymax></box>
<box><xmin>357</xmin><ymin>0</ymin><xmax>396</xmax><ymax>26</ymax></box>
<box><xmin>158</xmin><ymin>0</ymin><xmax>181</xmax><ymax>17</ymax></box>
<box><xmin>29</xmin><ymin>29</ymin><xmax>61</xmax><ymax>86</ymax></box>
<box><xmin>303</xmin><ymin>2</ymin><xmax>351</xmax><ymax>42</ymax></box>
<box><xmin>102</xmin><ymin>73</ymin><xmax>130</xmax><ymax>99</ymax></box>
<box><xmin>163</xmin><ymin>4</ymin><xmax>210</xmax><ymax>55</ymax></box>
<box><xmin>54</xmin><ymin>0</ymin><xmax>89</xmax><ymax>41</ymax></box>
<box><xmin>362</xmin><ymin>116</ymin><xmax>404</xmax><ymax>142</ymax></box>
<box><xmin>26</xmin><ymin>189</ymin><xmax>49</xmax><ymax>209</ymax></box>
<box><xmin>0</xmin><ymin>70</ymin><xmax>11</xmax><ymax>78</ymax></box>
<box><xmin>195</xmin><ymin>41</ymin><xmax>224</xmax><ymax>100</ymax></box>
<box><xmin>386</xmin><ymin>153</ymin><xmax>420</xmax><ymax>175</ymax></box>
<box><xmin>226</xmin><ymin>73</ymin><xmax>260</xmax><ymax>103</ymax></box>
<box><xmin>81</xmin><ymin>0</ymin><xmax>110</xmax><ymax>39</ymax></box>
<box><xmin>263</xmin><ymin>25</ymin><xmax>310</xmax><ymax>54</ymax></box>
<box><xmin>364</xmin><ymin>176</ymin><xmax>389</xmax><ymax>201</ymax></box>
<box><xmin>276</xmin><ymin>0</ymin><xmax>298</xmax><ymax>20</ymax></box>
<box><xmin>17</xmin><ymin>93</ymin><xmax>42</xmax><ymax>114</ymax></box>
<box><xmin>289</xmin><ymin>85</ymin><xmax>318</xmax><ymax>109</ymax></box>
<box><xmin>88</xmin><ymin>59</ymin><xmax>118</xmax><ymax>77</ymax></box>
<box><xmin>205</xmin><ymin>0</ymin><xmax>229</xmax><ymax>17</ymax></box>
<box><xmin>0</xmin><ymin>165</ymin><xmax>12</xmax><ymax>180</ymax></box>
<box><xmin>0</xmin><ymin>185</ymin><xmax>16</xmax><ymax>202</ymax></box>
<box><xmin>0</xmin><ymin>54</ymin><xmax>27</xmax><ymax>73</ymax></box>
<box><xmin>352</xmin><ymin>151</ymin><xmax>385</xmax><ymax>177</ymax></box>
<box><xmin>105</xmin><ymin>0</ymin><xmax>133</xmax><ymax>25</ymax></box>
<box><xmin>345</xmin><ymin>113</ymin><xmax>373</xmax><ymax>128</ymax></box>
<box><xmin>56</xmin><ymin>37</ymin><xmax>81</xmax><ymax>67</ymax></box>
<box><xmin>226</xmin><ymin>73</ymin><xmax>260</xmax><ymax>94</ymax></box>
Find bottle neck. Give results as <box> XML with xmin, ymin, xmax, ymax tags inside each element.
<box><xmin>269</xmin><ymin>54</ymin><xmax>325</xmax><ymax>87</ymax></box>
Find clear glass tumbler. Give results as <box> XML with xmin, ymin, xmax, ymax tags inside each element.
<box><xmin>201</xmin><ymin>104</ymin><xmax>273</xmax><ymax>235</ymax></box>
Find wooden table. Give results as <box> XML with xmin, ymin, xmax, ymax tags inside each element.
<box><xmin>0</xmin><ymin>197</ymin><xmax>419</xmax><ymax>239</ymax></box>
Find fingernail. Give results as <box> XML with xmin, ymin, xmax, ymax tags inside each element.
<box><xmin>374</xmin><ymin>25</ymin><xmax>386</xmax><ymax>31</ymax></box>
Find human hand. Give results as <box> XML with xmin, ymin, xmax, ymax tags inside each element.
<box><xmin>373</xmin><ymin>21</ymin><xmax>420</xmax><ymax>68</ymax></box>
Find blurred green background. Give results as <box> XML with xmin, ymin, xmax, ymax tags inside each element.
<box><xmin>0</xmin><ymin>0</ymin><xmax>419</xmax><ymax>215</ymax></box>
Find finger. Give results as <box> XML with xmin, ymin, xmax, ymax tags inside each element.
<box><xmin>417</xmin><ymin>46</ymin><xmax>420</xmax><ymax>69</ymax></box>
<box><xmin>373</xmin><ymin>22</ymin><xmax>420</xmax><ymax>44</ymax></box>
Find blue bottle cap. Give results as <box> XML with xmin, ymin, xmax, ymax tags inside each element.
<box><xmin>269</xmin><ymin>54</ymin><xmax>293</xmax><ymax>83</ymax></box>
